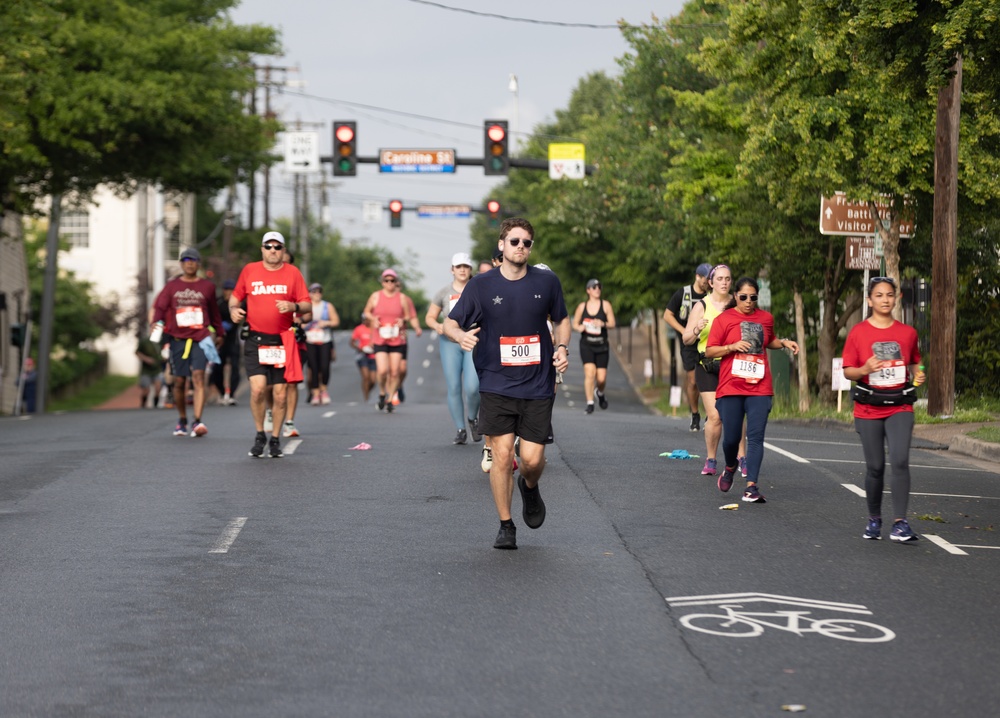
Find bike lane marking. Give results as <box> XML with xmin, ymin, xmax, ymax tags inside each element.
<box><xmin>209</xmin><ymin>517</ymin><xmax>248</xmax><ymax>554</ymax></box>
<box><xmin>284</xmin><ymin>439</ymin><xmax>302</xmax><ymax>455</ymax></box>
<box><xmin>922</xmin><ymin>534</ymin><xmax>969</xmax><ymax>555</ymax></box>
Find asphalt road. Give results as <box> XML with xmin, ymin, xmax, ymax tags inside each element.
<box><xmin>2</xmin><ymin>331</ymin><xmax>998</xmax><ymax>717</ymax></box>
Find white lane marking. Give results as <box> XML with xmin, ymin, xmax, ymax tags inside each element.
<box><xmin>812</xmin><ymin>457</ymin><xmax>992</xmax><ymax>473</ymax></box>
<box><xmin>209</xmin><ymin>517</ymin><xmax>248</xmax><ymax>554</ymax></box>
<box><xmin>323</xmin><ymin>411</ymin><xmax>336</xmax><ymax>418</ymax></box>
<box><xmin>284</xmin><ymin>439</ymin><xmax>302</xmax><ymax>455</ymax></box>
<box><xmin>764</xmin><ymin>441</ymin><xmax>810</xmax><ymax>464</ymax></box>
<box><xmin>840</xmin><ymin>484</ymin><xmax>1000</xmax><ymax>501</ymax></box>
<box><xmin>923</xmin><ymin>534</ymin><xmax>969</xmax><ymax>555</ymax></box>
<box><xmin>416</xmin><ymin>376</ymin><xmax>425</xmax><ymax>385</ymax></box>
<box><xmin>422</xmin><ymin>359</ymin><xmax>431</xmax><ymax>368</ymax></box>
<box><xmin>426</xmin><ymin>344</ymin><xmax>435</xmax><ymax>353</ymax></box>
<box><xmin>771</xmin><ymin>437</ymin><xmax>858</xmax><ymax>447</ymax></box>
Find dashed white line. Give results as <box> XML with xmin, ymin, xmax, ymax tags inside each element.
<box><xmin>209</xmin><ymin>517</ymin><xmax>247</xmax><ymax>554</ymax></box>
<box><xmin>923</xmin><ymin>534</ymin><xmax>969</xmax><ymax>556</ymax></box>
<box><xmin>841</xmin><ymin>483</ymin><xmax>866</xmax><ymax>497</ymax></box>
<box><xmin>763</xmin><ymin>441</ymin><xmax>810</xmax><ymax>464</ymax></box>
<box><xmin>422</xmin><ymin>359</ymin><xmax>431</xmax><ymax>368</ymax></box>
<box><xmin>323</xmin><ymin>411</ymin><xmax>336</xmax><ymax>418</ymax></box>
<box><xmin>284</xmin><ymin>439</ymin><xmax>302</xmax><ymax>455</ymax></box>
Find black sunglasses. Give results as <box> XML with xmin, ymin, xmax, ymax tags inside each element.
<box><xmin>506</xmin><ymin>238</ymin><xmax>533</xmax><ymax>248</ymax></box>
<box><xmin>737</xmin><ymin>293</ymin><xmax>759</xmax><ymax>302</ymax></box>
<box><xmin>382</xmin><ymin>277</ymin><xmax>398</xmax><ymax>283</ymax></box>
<box><xmin>263</xmin><ymin>243</ymin><xmax>283</xmax><ymax>251</ymax></box>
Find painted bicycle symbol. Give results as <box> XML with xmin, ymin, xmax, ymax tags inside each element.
<box><xmin>667</xmin><ymin>592</ymin><xmax>896</xmax><ymax>643</ymax></box>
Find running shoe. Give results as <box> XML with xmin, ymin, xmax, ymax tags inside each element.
<box><xmin>742</xmin><ymin>485</ymin><xmax>766</xmax><ymax>503</ymax></box>
<box><xmin>481</xmin><ymin>446</ymin><xmax>493</xmax><ymax>473</ymax></box>
<box><xmin>268</xmin><ymin>436</ymin><xmax>283</xmax><ymax>459</ymax></box>
<box><xmin>494</xmin><ymin>523</ymin><xmax>517</xmax><ymax>550</ymax></box>
<box><xmin>190</xmin><ymin>421</ymin><xmax>208</xmax><ymax>438</ymax></box>
<box><xmin>386</xmin><ymin>401</ymin><xmax>395</xmax><ymax>413</ymax></box>
<box><xmin>890</xmin><ymin>519</ymin><xmax>919</xmax><ymax>542</ymax></box>
<box><xmin>397</xmin><ymin>387</ymin><xmax>405</xmax><ymax>403</ymax></box>
<box><xmin>468</xmin><ymin>418</ymin><xmax>482</xmax><ymax>442</ymax></box>
<box><xmin>690</xmin><ymin>412</ymin><xmax>701</xmax><ymax>432</ymax></box>
<box><xmin>517</xmin><ymin>474</ymin><xmax>546</xmax><ymax>529</ymax></box>
<box><xmin>717</xmin><ymin>465</ymin><xmax>736</xmax><ymax>493</ymax></box>
<box><xmin>701</xmin><ymin>458</ymin><xmax>717</xmax><ymax>476</ymax></box>
<box><xmin>263</xmin><ymin>408</ymin><xmax>273</xmax><ymax>432</ymax></box>
<box><xmin>320</xmin><ymin>390</ymin><xmax>331</xmax><ymax>405</ymax></box>
<box><xmin>863</xmin><ymin>517</ymin><xmax>883</xmax><ymax>540</ymax></box>
<box><xmin>309</xmin><ymin>395</ymin><xmax>321</xmax><ymax>406</ymax></box>
<box><xmin>249</xmin><ymin>432</ymin><xmax>267</xmax><ymax>458</ymax></box>
<box><xmin>454</xmin><ymin>428</ymin><xmax>468</xmax><ymax>445</ymax></box>
<box><xmin>597</xmin><ymin>390</ymin><xmax>608</xmax><ymax>410</ymax></box>
<box><xmin>391</xmin><ymin>392</ymin><xmax>400</xmax><ymax>406</ymax></box>
<box><xmin>282</xmin><ymin>420</ymin><xmax>299</xmax><ymax>438</ymax></box>
<box><xmin>377</xmin><ymin>394</ymin><xmax>386</xmax><ymax>411</ymax></box>
<box><xmin>173</xmin><ymin>421</ymin><xmax>188</xmax><ymax>437</ymax></box>
<box><xmin>738</xmin><ymin>456</ymin><xmax>748</xmax><ymax>478</ymax></box>
<box><xmin>585</xmin><ymin>403</ymin><xmax>594</xmax><ymax>415</ymax></box>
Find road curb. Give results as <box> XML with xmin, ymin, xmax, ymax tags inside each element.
<box><xmin>950</xmin><ymin>434</ymin><xmax>1000</xmax><ymax>463</ymax></box>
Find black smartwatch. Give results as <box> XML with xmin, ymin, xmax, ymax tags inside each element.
<box><xmin>557</xmin><ymin>344</ymin><xmax>569</xmax><ymax>355</ymax></box>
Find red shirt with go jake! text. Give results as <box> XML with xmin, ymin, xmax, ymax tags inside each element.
<box><xmin>231</xmin><ymin>261</ymin><xmax>310</xmax><ymax>335</ymax></box>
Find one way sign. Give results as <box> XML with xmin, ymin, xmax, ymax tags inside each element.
<box><xmin>284</xmin><ymin>131</ymin><xmax>320</xmax><ymax>174</ymax></box>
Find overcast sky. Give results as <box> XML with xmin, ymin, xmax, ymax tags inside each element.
<box><xmin>228</xmin><ymin>0</ymin><xmax>686</xmax><ymax>293</ymax></box>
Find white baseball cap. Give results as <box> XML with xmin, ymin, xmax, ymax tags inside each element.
<box><xmin>262</xmin><ymin>231</ymin><xmax>286</xmax><ymax>246</ymax></box>
<box><xmin>451</xmin><ymin>252</ymin><xmax>473</xmax><ymax>268</ymax></box>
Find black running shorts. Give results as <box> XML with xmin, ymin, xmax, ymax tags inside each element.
<box><xmin>578</xmin><ymin>339</ymin><xmax>610</xmax><ymax>368</ymax></box>
<box><xmin>680</xmin><ymin>343</ymin><xmax>700</xmax><ymax>372</ymax></box>
<box><xmin>478</xmin><ymin>393</ymin><xmax>554</xmax><ymax>445</ymax></box>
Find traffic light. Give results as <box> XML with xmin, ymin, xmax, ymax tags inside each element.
<box><xmin>333</xmin><ymin>121</ymin><xmax>357</xmax><ymax>176</ymax></box>
<box><xmin>389</xmin><ymin>199</ymin><xmax>403</xmax><ymax>228</ymax></box>
<box><xmin>483</xmin><ymin>120</ymin><xmax>509</xmax><ymax>176</ymax></box>
<box><xmin>486</xmin><ymin>199</ymin><xmax>501</xmax><ymax>227</ymax></box>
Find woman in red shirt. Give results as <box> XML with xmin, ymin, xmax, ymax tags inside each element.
<box><xmin>705</xmin><ymin>277</ymin><xmax>799</xmax><ymax>503</ymax></box>
<box><xmin>842</xmin><ymin>276</ymin><xmax>924</xmax><ymax>542</ymax></box>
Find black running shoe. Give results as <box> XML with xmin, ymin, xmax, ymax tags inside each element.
<box><xmin>268</xmin><ymin>436</ymin><xmax>283</xmax><ymax>459</ymax></box>
<box><xmin>377</xmin><ymin>394</ymin><xmax>386</xmax><ymax>411</ymax></box>
<box><xmin>518</xmin><ymin>474</ymin><xmax>546</xmax><ymax>529</ymax></box>
<box><xmin>690</xmin><ymin>412</ymin><xmax>701</xmax><ymax>432</ymax></box>
<box><xmin>597</xmin><ymin>390</ymin><xmax>608</xmax><ymax>410</ymax></box>
<box><xmin>398</xmin><ymin>386</ymin><xmax>405</xmax><ymax>403</ymax></box>
<box><xmin>249</xmin><ymin>431</ymin><xmax>266</xmax><ymax>458</ymax></box>
<box><xmin>468</xmin><ymin>418</ymin><xmax>482</xmax><ymax>442</ymax></box>
<box><xmin>493</xmin><ymin>523</ymin><xmax>517</xmax><ymax>550</ymax></box>
<box><xmin>454</xmin><ymin>429</ymin><xmax>468</xmax><ymax>445</ymax></box>
<box><xmin>585</xmin><ymin>403</ymin><xmax>594</xmax><ymax>414</ymax></box>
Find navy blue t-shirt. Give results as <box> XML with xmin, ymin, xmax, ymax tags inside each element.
<box><xmin>448</xmin><ymin>266</ymin><xmax>568</xmax><ymax>399</ymax></box>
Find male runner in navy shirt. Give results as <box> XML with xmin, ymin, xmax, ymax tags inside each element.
<box><xmin>444</xmin><ymin>217</ymin><xmax>570</xmax><ymax>550</ymax></box>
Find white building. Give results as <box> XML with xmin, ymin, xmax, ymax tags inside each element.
<box><xmin>56</xmin><ymin>186</ymin><xmax>195</xmax><ymax>375</ymax></box>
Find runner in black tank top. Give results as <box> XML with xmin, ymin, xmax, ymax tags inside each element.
<box><xmin>572</xmin><ymin>279</ymin><xmax>617</xmax><ymax>413</ymax></box>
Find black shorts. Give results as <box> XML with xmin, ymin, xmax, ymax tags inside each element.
<box><xmin>168</xmin><ymin>338</ymin><xmax>209</xmax><ymax>378</ymax></box>
<box><xmin>478</xmin><ymin>393</ymin><xmax>554</xmax><ymax>445</ymax></box>
<box><xmin>244</xmin><ymin>340</ymin><xmax>288</xmax><ymax>385</ymax></box>
<box><xmin>578</xmin><ymin>339</ymin><xmax>610</xmax><ymax>368</ymax></box>
<box><xmin>695</xmin><ymin>362</ymin><xmax>720</xmax><ymax>393</ymax></box>
<box><xmin>680</xmin><ymin>343</ymin><xmax>700</xmax><ymax>372</ymax></box>
<box><xmin>373</xmin><ymin>343</ymin><xmax>407</xmax><ymax>356</ymax></box>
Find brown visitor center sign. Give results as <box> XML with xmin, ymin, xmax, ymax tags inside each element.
<box><xmin>819</xmin><ymin>192</ymin><xmax>914</xmax><ymax>238</ymax></box>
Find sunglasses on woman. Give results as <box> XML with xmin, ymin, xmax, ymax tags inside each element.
<box><xmin>506</xmin><ymin>238</ymin><xmax>533</xmax><ymax>248</ymax></box>
<box><xmin>737</xmin><ymin>293</ymin><xmax>758</xmax><ymax>302</ymax></box>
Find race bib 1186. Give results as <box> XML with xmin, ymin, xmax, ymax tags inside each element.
<box><xmin>732</xmin><ymin>353</ymin><xmax>766</xmax><ymax>384</ymax></box>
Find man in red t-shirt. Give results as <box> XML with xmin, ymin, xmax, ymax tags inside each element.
<box><xmin>151</xmin><ymin>247</ymin><xmax>224</xmax><ymax>439</ymax></box>
<box><xmin>229</xmin><ymin>231</ymin><xmax>310</xmax><ymax>458</ymax></box>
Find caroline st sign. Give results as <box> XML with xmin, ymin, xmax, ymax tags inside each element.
<box><xmin>819</xmin><ymin>192</ymin><xmax>914</xmax><ymax>238</ymax></box>
<box><xmin>379</xmin><ymin>149</ymin><xmax>456</xmax><ymax>173</ymax></box>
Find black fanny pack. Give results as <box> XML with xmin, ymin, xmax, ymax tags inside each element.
<box><xmin>852</xmin><ymin>382</ymin><xmax>918</xmax><ymax>407</ymax></box>
<box><xmin>698</xmin><ymin>352</ymin><xmax>720</xmax><ymax>375</ymax></box>
<box><xmin>247</xmin><ymin>331</ymin><xmax>283</xmax><ymax>346</ymax></box>
<box><xmin>584</xmin><ymin>334</ymin><xmax>608</xmax><ymax>346</ymax></box>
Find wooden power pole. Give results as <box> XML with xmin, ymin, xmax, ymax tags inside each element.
<box><xmin>929</xmin><ymin>55</ymin><xmax>961</xmax><ymax>417</ymax></box>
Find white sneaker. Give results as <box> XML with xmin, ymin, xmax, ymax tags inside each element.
<box><xmin>282</xmin><ymin>420</ymin><xmax>299</xmax><ymax>438</ymax></box>
<box><xmin>263</xmin><ymin>408</ymin><xmax>273</xmax><ymax>432</ymax></box>
<box><xmin>481</xmin><ymin>446</ymin><xmax>493</xmax><ymax>473</ymax></box>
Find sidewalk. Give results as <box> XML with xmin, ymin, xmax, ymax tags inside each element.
<box><xmin>609</xmin><ymin>322</ymin><xmax>1000</xmax><ymax>465</ymax></box>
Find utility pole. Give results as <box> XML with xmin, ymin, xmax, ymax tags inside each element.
<box><xmin>929</xmin><ymin>56</ymin><xmax>961</xmax><ymax>418</ymax></box>
<box><xmin>252</xmin><ymin>63</ymin><xmax>297</xmax><ymax>229</ymax></box>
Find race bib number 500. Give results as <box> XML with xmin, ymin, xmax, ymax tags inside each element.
<box><xmin>500</xmin><ymin>335</ymin><xmax>541</xmax><ymax>366</ymax></box>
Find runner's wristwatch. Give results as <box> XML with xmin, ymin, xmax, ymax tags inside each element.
<box><xmin>557</xmin><ymin>344</ymin><xmax>569</xmax><ymax>355</ymax></box>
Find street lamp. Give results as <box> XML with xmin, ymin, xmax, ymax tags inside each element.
<box><xmin>508</xmin><ymin>73</ymin><xmax>519</xmax><ymax>153</ymax></box>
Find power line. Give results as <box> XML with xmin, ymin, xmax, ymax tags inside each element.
<box><xmin>405</xmin><ymin>0</ymin><xmax>625</xmax><ymax>29</ymax></box>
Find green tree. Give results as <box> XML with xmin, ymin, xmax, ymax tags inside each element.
<box><xmin>0</xmin><ymin>0</ymin><xmax>280</xmax><ymax>213</ymax></box>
